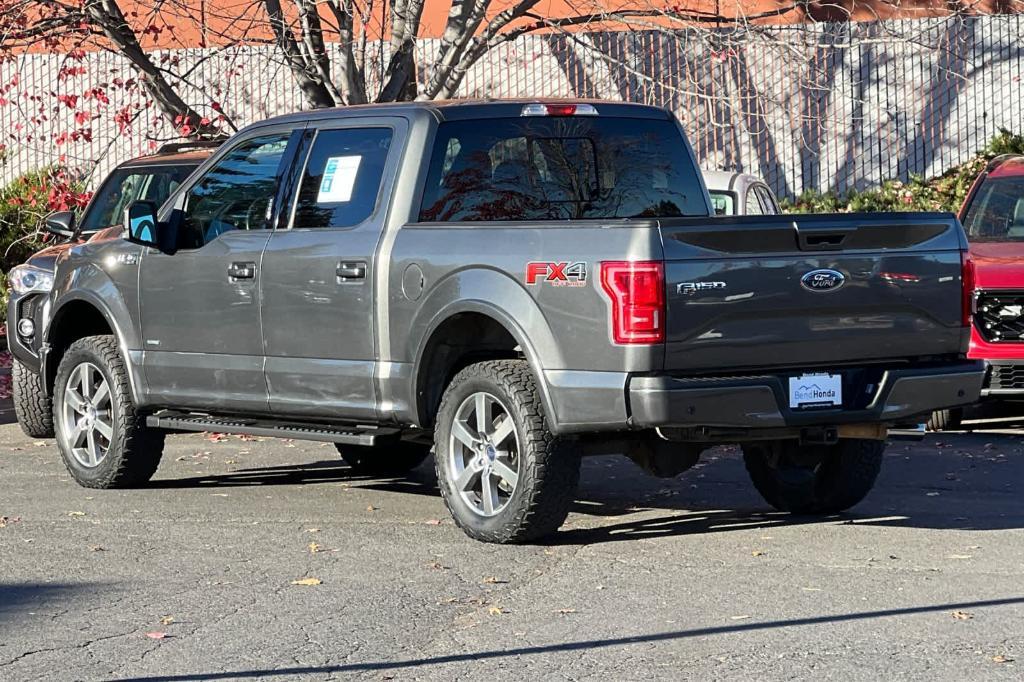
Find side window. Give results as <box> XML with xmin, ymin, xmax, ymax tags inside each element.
<box><xmin>179</xmin><ymin>134</ymin><xmax>290</xmax><ymax>249</ymax></box>
<box><xmin>292</xmin><ymin>127</ymin><xmax>393</xmax><ymax>229</ymax></box>
<box><xmin>745</xmin><ymin>187</ymin><xmax>764</xmax><ymax>215</ymax></box>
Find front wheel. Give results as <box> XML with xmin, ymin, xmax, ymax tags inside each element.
<box><xmin>53</xmin><ymin>335</ymin><xmax>165</xmax><ymax>488</ymax></box>
<box><xmin>12</xmin><ymin>360</ymin><xmax>55</xmax><ymax>438</ymax></box>
<box><xmin>741</xmin><ymin>438</ymin><xmax>885</xmax><ymax>514</ymax></box>
<box><xmin>434</xmin><ymin>360</ymin><xmax>580</xmax><ymax>543</ymax></box>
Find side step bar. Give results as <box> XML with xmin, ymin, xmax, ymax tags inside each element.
<box><xmin>145</xmin><ymin>411</ymin><xmax>400</xmax><ymax>446</ymax></box>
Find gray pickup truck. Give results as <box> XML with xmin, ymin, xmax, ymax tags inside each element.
<box><xmin>7</xmin><ymin>100</ymin><xmax>984</xmax><ymax>543</ymax></box>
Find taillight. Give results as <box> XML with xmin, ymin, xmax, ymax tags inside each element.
<box><xmin>961</xmin><ymin>250</ymin><xmax>976</xmax><ymax>326</ymax></box>
<box><xmin>599</xmin><ymin>261</ymin><xmax>665</xmax><ymax>344</ymax></box>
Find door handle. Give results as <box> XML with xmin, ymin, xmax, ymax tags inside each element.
<box><xmin>337</xmin><ymin>261</ymin><xmax>366</xmax><ymax>281</ymax></box>
<box><xmin>228</xmin><ymin>261</ymin><xmax>257</xmax><ymax>280</ymax></box>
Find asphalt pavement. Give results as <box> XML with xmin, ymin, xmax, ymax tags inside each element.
<box><xmin>0</xmin><ymin>406</ymin><xmax>1021</xmax><ymax>681</ymax></box>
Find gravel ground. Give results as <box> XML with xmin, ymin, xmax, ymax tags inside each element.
<box><xmin>0</xmin><ymin>408</ymin><xmax>1021</xmax><ymax>681</ymax></box>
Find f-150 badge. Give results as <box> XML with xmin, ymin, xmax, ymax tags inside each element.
<box><xmin>525</xmin><ymin>261</ymin><xmax>588</xmax><ymax>287</ymax></box>
<box><xmin>678</xmin><ymin>281</ymin><xmax>726</xmax><ymax>295</ymax></box>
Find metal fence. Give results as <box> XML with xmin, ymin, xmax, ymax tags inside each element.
<box><xmin>2</xmin><ymin>15</ymin><xmax>1023</xmax><ymax>199</ymax></box>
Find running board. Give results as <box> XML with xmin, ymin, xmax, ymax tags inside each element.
<box><xmin>145</xmin><ymin>411</ymin><xmax>399</xmax><ymax>446</ymax></box>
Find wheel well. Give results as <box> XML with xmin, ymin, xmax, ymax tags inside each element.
<box><xmin>45</xmin><ymin>301</ymin><xmax>113</xmax><ymax>392</ymax></box>
<box><xmin>416</xmin><ymin>312</ymin><xmax>521</xmax><ymax>428</ymax></box>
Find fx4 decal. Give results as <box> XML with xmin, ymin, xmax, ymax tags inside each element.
<box><xmin>525</xmin><ymin>261</ymin><xmax>588</xmax><ymax>287</ymax></box>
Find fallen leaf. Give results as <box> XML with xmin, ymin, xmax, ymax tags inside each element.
<box><xmin>67</xmin><ymin>511</ymin><xmax>86</xmax><ymax>517</ymax></box>
<box><xmin>291</xmin><ymin>577</ymin><xmax>322</xmax><ymax>586</ymax></box>
<box><xmin>426</xmin><ymin>561</ymin><xmax>448</xmax><ymax>570</ymax></box>
<box><xmin>488</xmin><ymin>606</ymin><xmax>507</xmax><ymax>616</ymax></box>
<box><xmin>801</xmin><ymin>587</ymin><xmax>822</xmax><ymax>592</ymax></box>
<box><xmin>159</xmin><ymin>616</ymin><xmax>175</xmax><ymax>626</ymax></box>
<box><xmin>751</xmin><ymin>550</ymin><xmax>765</xmax><ymax>557</ymax></box>
<box><xmin>948</xmin><ymin>554</ymin><xmax>973</xmax><ymax>560</ymax></box>
<box><xmin>206</xmin><ymin>433</ymin><xmax>227</xmax><ymax>442</ymax></box>
<box><xmin>145</xmin><ymin>632</ymin><xmax>169</xmax><ymax>639</ymax></box>
<box><xmin>951</xmin><ymin>610</ymin><xmax>973</xmax><ymax>620</ymax></box>
<box><xmin>730</xmin><ymin>615</ymin><xmax>751</xmax><ymax>620</ymax></box>
<box><xmin>425</xmin><ymin>519</ymin><xmax>442</xmax><ymax>525</ymax></box>
<box><xmin>33</xmin><ymin>441</ymin><xmax>47</xmax><ymax>447</ymax></box>
<box><xmin>0</xmin><ymin>516</ymin><xmax>21</xmax><ymax>528</ymax></box>
<box><xmin>366</xmin><ymin>505</ymin><xmax>377</xmax><ymax>512</ymax></box>
<box><xmin>483</xmin><ymin>576</ymin><xmax>508</xmax><ymax>584</ymax></box>
<box><xmin>992</xmin><ymin>655</ymin><xmax>1013</xmax><ymax>663</ymax></box>
<box><xmin>305</xmin><ymin>528</ymin><xmax>321</xmax><ymax>533</ymax></box>
<box><xmin>88</xmin><ymin>545</ymin><xmax>105</xmax><ymax>552</ymax></box>
<box><xmin>308</xmin><ymin>542</ymin><xmax>323</xmax><ymax>554</ymax></box>
<box><xmin>555</xmin><ymin>608</ymin><xmax>576</xmax><ymax>615</ymax></box>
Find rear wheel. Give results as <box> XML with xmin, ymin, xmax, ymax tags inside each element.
<box><xmin>12</xmin><ymin>360</ymin><xmax>54</xmax><ymax>438</ymax></box>
<box><xmin>741</xmin><ymin>438</ymin><xmax>885</xmax><ymax>514</ymax></box>
<box><xmin>434</xmin><ymin>360</ymin><xmax>580</xmax><ymax>543</ymax></box>
<box><xmin>335</xmin><ymin>440</ymin><xmax>430</xmax><ymax>476</ymax></box>
<box><xmin>53</xmin><ymin>335</ymin><xmax>165</xmax><ymax>488</ymax></box>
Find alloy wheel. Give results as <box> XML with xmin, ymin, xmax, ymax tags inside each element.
<box><xmin>448</xmin><ymin>391</ymin><xmax>521</xmax><ymax>517</ymax></box>
<box><xmin>61</xmin><ymin>362</ymin><xmax>114</xmax><ymax>468</ymax></box>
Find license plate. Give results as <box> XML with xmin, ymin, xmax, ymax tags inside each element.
<box><xmin>789</xmin><ymin>373</ymin><xmax>842</xmax><ymax>409</ymax></box>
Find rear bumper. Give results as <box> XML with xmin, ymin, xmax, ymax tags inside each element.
<box><xmin>628</xmin><ymin>361</ymin><xmax>985</xmax><ymax>429</ymax></box>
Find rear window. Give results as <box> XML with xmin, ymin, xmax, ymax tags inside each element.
<box><xmin>708</xmin><ymin>191</ymin><xmax>735</xmax><ymax>215</ymax></box>
<box><xmin>79</xmin><ymin>164</ymin><xmax>196</xmax><ymax>232</ymax></box>
<box><xmin>962</xmin><ymin>175</ymin><xmax>1024</xmax><ymax>241</ymax></box>
<box><xmin>419</xmin><ymin>117</ymin><xmax>706</xmax><ymax>221</ymax></box>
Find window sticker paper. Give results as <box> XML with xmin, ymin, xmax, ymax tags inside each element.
<box><xmin>317</xmin><ymin>155</ymin><xmax>362</xmax><ymax>203</ymax></box>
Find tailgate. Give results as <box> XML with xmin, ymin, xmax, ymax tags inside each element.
<box><xmin>659</xmin><ymin>212</ymin><xmax>967</xmax><ymax>373</ymax></box>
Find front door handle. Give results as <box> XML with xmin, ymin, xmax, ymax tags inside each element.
<box><xmin>228</xmin><ymin>261</ymin><xmax>257</xmax><ymax>280</ymax></box>
<box><xmin>337</xmin><ymin>261</ymin><xmax>366</xmax><ymax>281</ymax></box>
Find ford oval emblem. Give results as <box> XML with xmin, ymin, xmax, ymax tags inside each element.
<box><xmin>801</xmin><ymin>269</ymin><xmax>845</xmax><ymax>292</ymax></box>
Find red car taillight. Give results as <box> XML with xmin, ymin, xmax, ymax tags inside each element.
<box><xmin>961</xmin><ymin>250</ymin><xmax>976</xmax><ymax>326</ymax></box>
<box><xmin>599</xmin><ymin>261</ymin><xmax>665</xmax><ymax>344</ymax></box>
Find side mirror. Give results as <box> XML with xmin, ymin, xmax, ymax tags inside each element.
<box><xmin>44</xmin><ymin>211</ymin><xmax>76</xmax><ymax>239</ymax></box>
<box><xmin>124</xmin><ymin>200</ymin><xmax>160</xmax><ymax>248</ymax></box>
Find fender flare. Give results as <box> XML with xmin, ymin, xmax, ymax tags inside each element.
<box><xmin>408</xmin><ymin>270</ymin><xmax>564</xmax><ymax>432</ymax></box>
<box><xmin>44</xmin><ymin>288</ymin><xmax>143</xmax><ymax>402</ymax></box>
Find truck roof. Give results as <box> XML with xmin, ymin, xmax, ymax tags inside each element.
<box><xmin>118</xmin><ymin>149</ymin><xmax>213</xmax><ymax>168</ymax></box>
<box><xmin>987</xmin><ymin>154</ymin><xmax>1024</xmax><ymax>179</ymax></box>
<box><xmin>256</xmin><ymin>99</ymin><xmax>673</xmax><ymax>128</ymax></box>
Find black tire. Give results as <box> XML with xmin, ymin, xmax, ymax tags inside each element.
<box><xmin>335</xmin><ymin>440</ymin><xmax>430</xmax><ymax>475</ymax></box>
<box><xmin>52</xmin><ymin>335</ymin><xmax>165</xmax><ymax>488</ymax></box>
<box><xmin>926</xmin><ymin>408</ymin><xmax>962</xmax><ymax>432</ymax></box>
<box><xmin>434</xmin><ymin>360</ymin><xmax>580</xmax><ymax>544</ymax></box>
<box><xmin>741</xmin><ymin>438</ymin><xmax>885</xmax><ymax>514</ymax></box>
<box><xmin>12</xmin><ymin>360</ymin><xmax>55</xmax><ymax>438</ymax></box>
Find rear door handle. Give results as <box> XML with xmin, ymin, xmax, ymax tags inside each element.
<box><xmin>228</xmin><ymin>261</ymin><xmax>257</xmax><ymax>280</ymax></box>
<box><xmin>337</xmin><ymin>261</ymin><xmax>366</xmax><ymax>281</ymax></box>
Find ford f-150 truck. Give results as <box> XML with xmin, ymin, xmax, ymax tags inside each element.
<box><xmin>7</xmin><ymin>100</ymin><xmax>984</xmax><ymax>543</ymax></box>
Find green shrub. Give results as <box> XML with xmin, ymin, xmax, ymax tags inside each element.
<box><xmin>783</xmin><ymin>129</ymin><xmax>1024</xmax><ymax>214</ymax></box>
<box><xmin>0</xmin><ymin>167</ymin><xmax>88</xmax><ymax>318</ymax></box>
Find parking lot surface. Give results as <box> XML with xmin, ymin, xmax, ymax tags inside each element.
<box><xmin>0</xmin><ymin>412</ymin><xmax>1021</xmax><ymax>681</ymax></box>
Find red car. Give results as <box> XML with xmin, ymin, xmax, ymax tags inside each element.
<box><xmin>938</xmin><ymin>154</ymin><xmax>1024</xmax><ymax>428</ymax></box>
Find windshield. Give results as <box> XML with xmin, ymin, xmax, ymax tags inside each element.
<box><xmin>708</xmin><ymin>191</ymin><xmax>735</xmax><ymax>216</ymax></box>
<box><xmin>419</xmin><ymin>117</ymin><xmax>707</xmax><ymax>221</ymax></box>
<box><xmin>962</xmin><ymin>175</ymin><xmax>1024</xmax><ymax>241</ymax></box>
<box><xmin>78</xmin><ymin>164</ymin><xmax>197</xmax><ymax>232</ymax></box>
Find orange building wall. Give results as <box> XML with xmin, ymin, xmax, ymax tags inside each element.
<box><xmin>108</xmin><ymin>0</ymin><xmax>1019</xmax><ymax>52</ymax></box>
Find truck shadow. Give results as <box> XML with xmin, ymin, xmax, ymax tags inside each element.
<box><xmin>149</xmin><ymin>430</ymin><xmax>1023</xmax><ymax>542</ymax></box>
